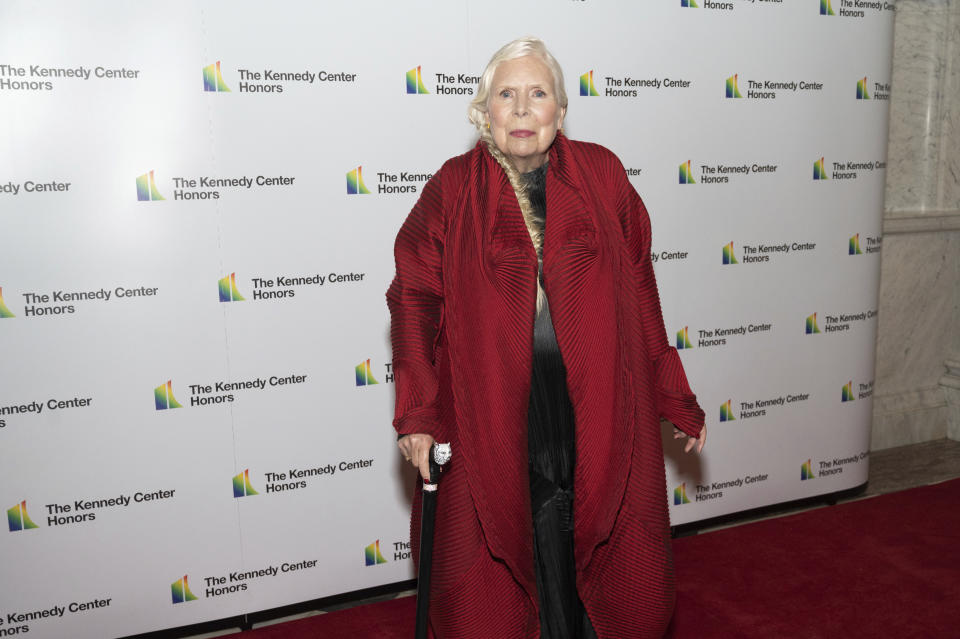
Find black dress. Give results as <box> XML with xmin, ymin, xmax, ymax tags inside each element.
<box><xmin>522</xmin><ymin>165</ymin><xmax>598</xmax><ymax>639</ymax></box>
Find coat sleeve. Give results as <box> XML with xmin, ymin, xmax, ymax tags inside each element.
<box><xmin>385</xmin><ymin>169</ymin><xmax>448</xmax><ymax>441</ymax></box>
<box><xmin>612</xmin><ymin>156</ymin><xmax>705</xmax><ymax>438</ymax></box>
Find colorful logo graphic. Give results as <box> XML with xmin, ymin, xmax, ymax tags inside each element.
<box><xmin>722</xmin><ymin>242</ymin><xmax>738</xmax><ymax>265</ymax></box>
<box><xmin>365</xmin><ymin>540</ymin><xmax>388</xmax><ymax>566</ymax></box>
<box><xmin>0</xmin><ymin>287</ymin><xmax>15</xmax><ymax>318</ymax></box>
<box><xmin>842</xmin><ymin>381</ymin><xmax>855</xmax><ymax>402</ymax></box>
<box><xmin>8</xmin><ymin>501</ymin><xmax>39</xmax><ymax>532</ymax></box>
<box><xmin>203</xmin><ymin>61</ymin><xmax>230</xmax><ymax>92</ymax></box>
<box><xmin>346</xmin><ymin>166</ymin><xmax>371</xmax><ymax>195</ymax></box>
<box><xmin>820</xmin><ymin>0</ymin><xmax>836</xmax><ymax>16</ymax></box>
<box><xmin>171</xmin><ymin>575</ymin><xmax>198</xmax><ymax>603</ymax></box>
<box><xmin>849</xmin><ymin>234</ymin><xmax>864</xmax><ymax>255</ymax></box>
<box><xmin>813</xmin><ymin>157</ymin><xmax>828</xmax><ymax>180</ymax></box>
<box><xmin>218</xmin><ymin>273</ymin><xmax>245</xmax><ymax>302</ymax></box>
<box><xmin>673</xmin><ymin>483</ymin><xmax>691</xmax><ymax>505</ymax></box>
<box><xmin>355</xmin><ymin>359</ymin><xmax>379</xmax><ymax>386</ymax></box>
<box><xmin>155</xmin><ymin>380</ymin><xmax>182</xmax><ymax>411</ymax></box>
<box><xmin>406</xmin><ymin>66</ymin><xmax>429</xmax><ymax>94</ymax></box>
<box><xmin>806</xmin><ymin>313</ymin><xmax>821</xmax><ymax>334</ymax></box>
<box><xmin>136</xmin><ymin>170</ymin><xmax>165</xmax><ymax>201</ymax></box>
<box><xmin>579</xmin><ymin>70</ymin><xmax>599</xmax><ymax>97</ymax></box>
<box><xmin>679</xmin><ymin>160</ymin><xmax>695</xmax><ymax>185</ymax></box>
<box><xmin>801</xmin><ymin>460</ymin><xmax>816</xmax><ymax>480</ymax></box>
<box><xmin>720</xmin><ymin>400</ymin><xmax>736</xmax><ymax>422</ymax></box>
<box><xmin>681</xmin><ymin>0</ymin><xmax>699</xmax><ymax>6</ymax></box>
<box><xmin>676</xmin><ymin>326</ymin><xmax>693</xmax><ymax>350</ymax></box>
<box><xmin>232</xmin><ymin>469</ymin><xmax>259</xmax><ymax>498</ymax></box>
<box><xmin>725</xmin><ymin>74</ymin><xmax>742</xmax><ymax>99</ymax></box>
<box><xmin>856</xmin><ymin>77</ymin><xmax>870</xmax><ymax>100</ymax></box>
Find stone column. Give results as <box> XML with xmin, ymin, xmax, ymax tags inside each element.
<box><xmin>941</xmin><ymin>360</ymin><xmax>960</xmax><ymax>441</ymax></box>
<box><xmin>872</xmin><ymin>0</ymin><xmax>960</xmax><ymax>449</ymax></box>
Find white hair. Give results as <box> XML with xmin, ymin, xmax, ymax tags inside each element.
<box><xmin>468</xmin><ymin>37</ymin><xmax>568</xmax><ymax>143</ymax></box>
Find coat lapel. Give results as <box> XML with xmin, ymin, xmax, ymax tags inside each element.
<box><xmin>543</xmin><ymin>137</ymin><xmax>636</xmax><ymax>571</ymax></box>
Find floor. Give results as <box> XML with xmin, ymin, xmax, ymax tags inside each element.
<box><xmin>859</xmin><ymin>437</ymin><xmax>960</xmax><ymax>497</ymax></box>
<box><xmin>177</xmin><ymin>438</ymin><xmax>960</xmax><ymax>639</ymax></box>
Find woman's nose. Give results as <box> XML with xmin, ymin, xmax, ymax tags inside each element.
<box><xmin>514</xmin><ymin>96</ymin><xmax>529</xmax><ymax>116</ymax></box>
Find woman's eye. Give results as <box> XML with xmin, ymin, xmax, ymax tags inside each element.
<box><xmin>499</xmin><ymin>90</ymin><xmax>512</xmax><ymax>98</ymax></box>
<box><xmin>533</xmin><ymin>89</ymin><xmax>546</xmax><ymax>97</ymax></box>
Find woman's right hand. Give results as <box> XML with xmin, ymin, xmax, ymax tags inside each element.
<box><xmin>398</xmin><ymin>433</ymin><xmax>436</xmax><ymax>481</ymax></box>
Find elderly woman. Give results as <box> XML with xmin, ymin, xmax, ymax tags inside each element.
<box><xmin>389</xmin><ymin>37</ymin><xmax>706</xmax><ymax>638</ymax></box>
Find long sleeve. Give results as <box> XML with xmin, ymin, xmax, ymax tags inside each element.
<box><xmin>614</xmin><ymin>162</ymin><xmax>705</xmax><ymax>438</ymax></box>
<box><xmin>386</xmin><ymin>172</ymin><xmax>449</xmax><ymax>441</ymax></box>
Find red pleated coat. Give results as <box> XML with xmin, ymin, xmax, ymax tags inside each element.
<box><xmin>387</xmin><ymin>133</ymin><xmax>704</xmax><ymax>638</ymax></box>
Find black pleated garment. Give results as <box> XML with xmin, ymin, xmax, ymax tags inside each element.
<box><xmin>522</xmin><ymin>164</ymin><xmax>598</xmax><ymax>639</ymax></box>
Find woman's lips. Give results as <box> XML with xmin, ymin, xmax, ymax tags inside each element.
<box><xmin>510</xmin><ymin>130</ymin><xmax>535</xmax><ymax>138</ymax></box>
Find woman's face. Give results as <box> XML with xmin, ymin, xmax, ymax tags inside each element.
<box><xmin>487</xmin><ymin>55</ymin><xmax>565</xmax><ymax>174</ymax></box>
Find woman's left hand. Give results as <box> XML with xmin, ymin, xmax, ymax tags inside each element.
<box><xmin>673</xmin><ymin>425</ymin><xmax>706</xmax><ymax>454</ymax></box>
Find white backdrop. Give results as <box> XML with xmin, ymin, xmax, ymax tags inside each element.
<box><xmin>0</xmin><ymin>1</ymin><xmax>893</xmax><ymax>637</ymax></box>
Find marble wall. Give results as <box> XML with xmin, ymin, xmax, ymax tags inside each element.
<box><xmin>873</xmin><ymin>0</ymin><xmax>960</xmax><ymax>449</ymax></box>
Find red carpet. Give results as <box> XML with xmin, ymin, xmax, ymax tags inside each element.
<box><xmin>667</xmin><ymin>478</ymin><xmax>960</xmax><ymax>638</ymax></box>
<box><xmin>223</xmin><ymin>479</ymin><xmax>960</xmax><ymax>638</ymax></box>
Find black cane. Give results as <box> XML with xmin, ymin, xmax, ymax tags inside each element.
<box><xmin>415</xmin><ymin>442</ymin><xmax>452</xmax><ymax>639</ymax></box>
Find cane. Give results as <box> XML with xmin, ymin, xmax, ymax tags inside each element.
<box><xmin>415</xmin><ymin>442</ymin><xmax>452</xmax><ymax>639</ymax></box>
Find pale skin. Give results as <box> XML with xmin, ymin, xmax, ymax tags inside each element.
<box><xmin>399</xmin><ymin>55</ymin><xmax>706</xmax><ymax>479</ymax></box>
<box><xmin>485</xmin><ymin>55</ymin><xmax>566</xmax><ymax>173</ymax></box>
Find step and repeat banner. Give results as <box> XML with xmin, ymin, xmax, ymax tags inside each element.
<box><xmin>0</xmin><ymin>1</ymin><xmax>893</xmax><ymax>637</ymax></box>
